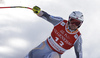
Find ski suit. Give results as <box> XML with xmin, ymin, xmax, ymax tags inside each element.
<box><xmin>25</xmin><ymin>11</ymin><xmax>82</xmax><ymax>58</ymax></box>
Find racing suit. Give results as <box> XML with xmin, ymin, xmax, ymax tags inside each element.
<box><xmin>25</xmin><ymin>11</ymin><xmax>82</xmax><ymax>58</ymax></box>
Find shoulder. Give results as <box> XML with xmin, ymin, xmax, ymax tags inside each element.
<box><xmin>77</xmin><ymin>30</ymin><xmax>81</xmax><ymax>36</ymax></box>
<box><xmin>62</xmin><ymin>20</ymin><xmax>68</xmax><ymax>22</ymax></box>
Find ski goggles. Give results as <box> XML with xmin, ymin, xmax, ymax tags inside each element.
<box><xmin>69</xmin><ymin>18</ymin><xmax>82</xmax><ymax>26</ymax></box>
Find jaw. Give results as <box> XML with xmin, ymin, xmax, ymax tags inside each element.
<box><xmin>69</xmin><ymin>25</ymin><xmax>78</xmax><ymax>30</ymax></box>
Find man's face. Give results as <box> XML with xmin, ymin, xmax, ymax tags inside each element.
<box><xmin>69</xmin><ymin>23</ymin><xmax>78</xmax><ymax>30</ymax></box>
<box><xmin>69</xmin><ymin>18</ymin><xmax>81</xmax><ymax>30</ymax></box>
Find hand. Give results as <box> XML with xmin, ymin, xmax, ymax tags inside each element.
<box><xmin>32</xmin><ymin>6</ymin><xmax>41</xmax><ymax>14</ymax></box>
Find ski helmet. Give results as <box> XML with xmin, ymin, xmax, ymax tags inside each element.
<box><xmin>68</xmin><ymin>11</ymin><xmax>84</xmax><ymax>28</ymax></box>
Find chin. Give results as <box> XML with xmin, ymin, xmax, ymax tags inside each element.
<box><xmin>71</xmin><ymin>29</ymin><xmax>75</xmax><ymax>30</ymax></box>
<box><xmin>70</xmin><ymin>27</ymin><xmax>77</xmax><ymax>30</ymax></box>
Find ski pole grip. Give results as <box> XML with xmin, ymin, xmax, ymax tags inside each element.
<box><xmin>32</xmin><ymin>6</ymin><xmax>41</xmax><ymax>14</ymax></box>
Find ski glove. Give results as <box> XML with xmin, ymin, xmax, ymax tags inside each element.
<box><xmin>32</xmin><ymin>6</ymin><xmax>41</xmax><ymax>14</ymax></box>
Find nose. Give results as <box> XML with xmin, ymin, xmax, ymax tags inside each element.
<box><xmin>71</xmin><ymin>23</ymin><xmax>76</xmax><ymax>26</ymax></box>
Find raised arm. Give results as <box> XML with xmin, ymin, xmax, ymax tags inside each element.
<box><xmin>74</xmin><ymin>35</ymin><xmax>83</xmax><ymax>58</ymax></box>
<box><xmin>32</xmin><ymin>6</ymin><xmax>64</xmax><ymax>26</ymax></box>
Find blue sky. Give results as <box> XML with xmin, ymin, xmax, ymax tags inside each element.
<box><xmin>0</xmin><ymin>0</ymin><xmax>100</xmax><ymax>58</ymax></box>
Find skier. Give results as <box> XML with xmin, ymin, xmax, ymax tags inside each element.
<box><xmin>25</xmin><ymin>6</ymin><xmax>84</xmax><ymax>58</ymax></box>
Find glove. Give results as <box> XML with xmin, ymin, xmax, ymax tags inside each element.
<box><xmin>32</xmin><ymin>6</ymin><xmax>41</xmax><ymax>14</ymax></box>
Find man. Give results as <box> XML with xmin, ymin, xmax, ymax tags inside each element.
<box><xmin>25</xmin><ymin>6</ymin><xmax>84</xmax><ymax>58</ymax></box>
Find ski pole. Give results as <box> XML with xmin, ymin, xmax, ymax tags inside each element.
<box><xmin>0</xmin><ymin>6</ymin><xmax>33</xmax><ymax>10</ymax></box>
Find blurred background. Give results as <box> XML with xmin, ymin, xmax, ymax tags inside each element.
<box><xmin>0</xmin><ymin>0</ymin><xmax>100</xmax><ymax>58</ymax></box>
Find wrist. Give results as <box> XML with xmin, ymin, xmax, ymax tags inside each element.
<box><xmin>37</xmin><ymin>11</ymin><xmax>44</xmax><ymax>16</ymax></box>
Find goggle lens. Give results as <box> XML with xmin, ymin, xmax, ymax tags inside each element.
<box><xmin>70</xmin><ymin>18</ymin><xmax>81</xmax><ymax>26</ymax></box>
